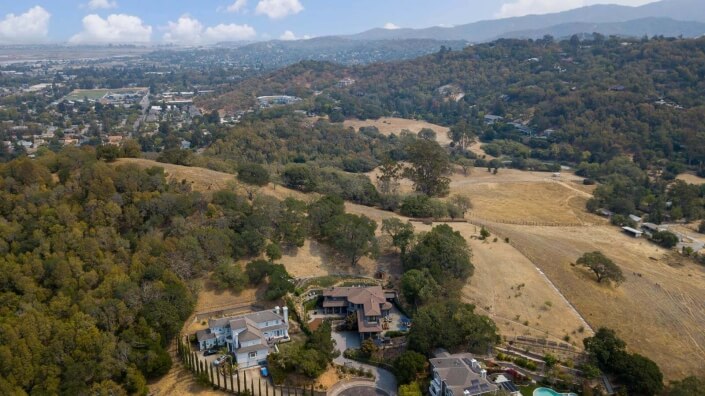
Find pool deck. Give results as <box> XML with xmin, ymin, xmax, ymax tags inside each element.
<box><xmin>533</xmin><ymin>387</ymin><xmax>578</xmax><ymax>396</ymax></box>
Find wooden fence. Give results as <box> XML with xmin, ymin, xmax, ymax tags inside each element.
<box><xmin>465</xmin><ymin>214</ymin><xmax>588</xmax><ymax>227</ymax></box>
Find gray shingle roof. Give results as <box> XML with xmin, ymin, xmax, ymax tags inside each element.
<box><xmin>430</xmin><ymin>354</ymin><xmax>498</xmax><ymax>396</ymax></box>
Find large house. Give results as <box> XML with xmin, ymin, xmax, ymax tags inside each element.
<box><xmin>429</xmin><ymin>353</ymin><xmax>499</xmax><ymax>396</ymax></box>
<box><xmin>196</xmin><ymin>307</ymin><xmax>290</xmax><ymax>368</ymax></box>
<box><xmin>321</xmin><ymin>286</ymin><xmax>395</xmax><ymax>339</ymax></box>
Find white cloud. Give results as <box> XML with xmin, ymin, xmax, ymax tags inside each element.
<box><xmin>163</xmin><ymin>15</ymin><xmax>255</xmax><ymax>45</ymax></box>
<box><xmin>204</xmin><ymin>23</ymin><xmax>256</xmax><ymax>42</ymax></box>
<box><xmin>255</xmin><ymin>0</ymin><xmax>303</xmax><ymax>19</ymax></box>
<box><xmin>0</xmin><ymin>6</ymin><xmax>51</xmax><ymax>44</ymax></box>
<box><xmin>163</xmin><ymin>15</ymin><xmax>203</xmax><ymax>43</ymax></box>
<box><xmin>70</xmin><ymin>14</ymin><xmax>152</xmax><ymax>44</ymax></box>
<box><xmin>87</xmin><ymin>0</ymin><xmax>118</xmax><ymax>9</ymax></box>
<box><xmin>496</xmin><ymin>0</ymin><xmax>655</xmax><ymax>18</ymax></box>
<box><xmin>383</xmin><ymin>22</ymin><xmax>401</xmax><ymax>30</ymax></box>
<box><xmin>226</xmin><ymin>0</ymin><xmax>248</xmax><ymax>12</ymax></box>
<box><xmin>280</xmin><ymin>30</ymin><xmax>296</xmax><ymax>40</ymax></box>
<box><xmin>279</xmin><ymin>30</ymin><xmax>310</xmax><ymax>40</ymax></box>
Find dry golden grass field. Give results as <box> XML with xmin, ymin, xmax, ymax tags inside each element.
<box><xmin>482</xmin><ymin>223</ymin><xmax>705</xmax><ymax>380</ymax></box>
<box><xmin>344</xmin><ymin>117</ymin><xmax>452</xmax><ymax>145</ymax></box>
<box><xmin>677</xmin><ymin>172</ymin><xmax>705</xmax><ymax>185</ymax></box>
<box><xmin>119</xmin><ymin>158</ymin><xmax>705</xmax><ymax>381</ymax></box>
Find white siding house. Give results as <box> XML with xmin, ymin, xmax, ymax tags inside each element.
<box><xmin>197</xmin><ymin>307</ymin><xmax>290</xmax><ymax>368</ymax></box>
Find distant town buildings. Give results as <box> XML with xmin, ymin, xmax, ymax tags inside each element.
<box><xmin>257</xmin><ymin>95</ymin><xmax>301</xmax><ymax>108</ymax></box>
<box><xmin>337</xmin><ymin>78</ymin><xmax>356</xmax><ymax>88</ymax></box>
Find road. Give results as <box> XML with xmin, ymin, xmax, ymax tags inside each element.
<box><xmin>132</xmin><ymin>94</ymin><xmax>150</xmax><ymax>135</ymax></box>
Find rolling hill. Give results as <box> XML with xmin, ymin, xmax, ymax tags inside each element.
<box><xmin>346</xmin><ymin>0</ymin><xmax>705</xmax><ymax>42</ymax></box>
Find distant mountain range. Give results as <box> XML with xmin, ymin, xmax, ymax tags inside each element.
<box><xmin>501</xmin><ymin>17</ymin><xmax>705</xmax><ymax>41</ymax></box>
<box><xmin>209</xmin><ymin>0</ymin><xmax>705</xmax><ymax>69</ymax></box>
<box><xmin>344</xmin><ymin>0</ymin><xmax>705</xmax><ymax>42</ymax></box>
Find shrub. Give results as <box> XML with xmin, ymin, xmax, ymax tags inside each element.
<box><xmin>385</xmin><ymin>330</ymin><xmax>408</xmax><ymax>338</ymax></box>
<box><xmin>514</xmin><ymin>357</ymin><xmax>538</xmax><ymax>371</ymax></box>
<box><xmin>652</xmin><ymin>231</ymin><xmax>679</xmax><ymax>249</ymax></box>
<box><xmin>342</xmin><ymin>157</ymin><xmax>377</xmax><ymax>173</ymax></box>
<box><xmin>610</xmin><ymin>214</ymin><xmax>636</xmax><ymax>228</ymax></box>
<box><xmin>282</xmin><ymin>164</ymin><xmax>317</xmax><ymax>192</ymax></box>
<box><xmin>212</xmin><ymin>262</ymin><xmax>248</xmax><ymax>292</ymax></box>
<box><xmin>480</xmin><ymin>227</ymin><xmax>491</xmax><ymax>240</ymax></box>
<box><xmin>237</xmin><ymin>163</ymin><xmax>270</xmax><ymax>186</ymax></box>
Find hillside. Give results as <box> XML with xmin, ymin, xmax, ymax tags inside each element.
<box><xmin>200</xmin><ymin>36</ymin><xmax>705</xmax><ymax>169</ymax></box>
<box><xmin>499</xmin><ymin>17</ymin><xmax>705</xmax><ymax>41</ymax></box>
<box><xmin>119</xmin><ymin>158</ymin><xmax>705</xmax><ymax>380</ymax></box>
<box><xmin>214</xmin><ymin>37</ymin><xmax>468</xmax><ymax>68</ymax></box>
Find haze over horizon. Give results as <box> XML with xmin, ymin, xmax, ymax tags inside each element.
<box><xmin>0</xmin><ymin>0</ymin><xmax>658</xmax><ymax>45</ymax></box>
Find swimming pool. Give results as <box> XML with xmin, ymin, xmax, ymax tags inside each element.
<box><xmin>533</xmin><ymin>387</ymin><xmax>578</xmax><ymax>396</ymax></box>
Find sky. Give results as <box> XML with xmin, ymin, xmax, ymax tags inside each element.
<box><xmin>0</xmin><ymin>0</ymin><xmax>657</xmax><ymax>45</ymax></box>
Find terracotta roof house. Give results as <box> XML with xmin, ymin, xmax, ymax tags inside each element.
<box><xmin>196</xmin><ymin>307</ymin><xmax>289</xmax><ymax>368</ymax></box>
<box><xmin>321</xmin><ymin>286</ymin><xmax>395</xmax><ymax>339</ymax></box>
<box><xmin>429</xmin><ymin>353</ymin><xmax>498</xmax><ymax>396</ymax></box>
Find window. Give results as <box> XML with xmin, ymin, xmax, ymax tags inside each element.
<box><xmin>249</xmin><ymin>351</ymin><xmax>257</xmax><ymax>358</ymax></box>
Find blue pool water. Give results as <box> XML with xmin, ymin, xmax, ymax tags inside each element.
<box><xmin>533</xmin><ymin>387</ymin><xmax>578</xmax><ymax>396</ymax></box>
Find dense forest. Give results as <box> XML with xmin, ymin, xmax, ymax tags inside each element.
<box><xmin>203</xmin><ymin>35</ymin><xmax>705</xmax><ymax>168</ymax></box>
<box><xmin>0</xmin><ymin>146</ymin><xmax>389</xmax><ymax>394</ymax></box>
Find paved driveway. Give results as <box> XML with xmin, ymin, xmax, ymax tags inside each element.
<box><xmin>332</xmin><ymin>331</ymin><xmax>361</xmax><ymax>354</ymax></box>
<box><xmin>332</xmin><ymin>331</ymin><xmax>397</xmax><ymax>396</ymax></box>
<box><xmin>337</xmin><ymin>385</ymin><xmax>390</xmax><ymax>396</ymax></box>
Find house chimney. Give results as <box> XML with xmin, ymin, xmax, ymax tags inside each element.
<box><xmin>274</xmin><ymin>306</ymin><xmax>280</xmax><ymax>315</ymax></box>
<box><xmin>283</xmin><ymin>306</ymin><xmax>289</xmax><ymax>323</ymax></box>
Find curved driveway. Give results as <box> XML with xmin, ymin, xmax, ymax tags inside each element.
<box><xmin>332</xmin><ymin>331</ymin><xmax>398</xmax><ymax>396</ymax></box>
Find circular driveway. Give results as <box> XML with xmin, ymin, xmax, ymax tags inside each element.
<box><xmin>337</xmin><ymin>385</ymin><xmax>390</xmax><ymax>396</ymax></box>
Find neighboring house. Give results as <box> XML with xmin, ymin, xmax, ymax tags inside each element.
<box><xmin>596</xmin><ymin>208</ymin><xmax>614</xmax><ymax>218</ymax></box>
<box><xmin>106</xmin><ymin>135</ymin><xmax>123</xmax><ymax>146</ymax></box>
<box><xmin>196</xmin><ymin>307</ymin><xmax>290</xmax><ymax>368</ymax></box>
<box><xmin>321</xmin><ymin>286</ymin><xmax>396</xmax><ymax>339</ymax></box>
<box><xmin>494</xmin><ymin>374</ymin><xmax>521</xmax><ymax>396</ymax></box>
<box><xmin>484</xmin><ymin>115</ymin><xmax>504</xmax><ymax>125</ymax></box>
<box><xmin>337</xmin><ymin>78</ymin><xmax>356</xmax><ymax>88</ymax></box>
<box><xmin>623</xmin><ymin>226</ymin><xmax>643</xmax><ymax>238</ymax></box>
<box><xmin>641</xmin><ymin>222</ymin><xmax>666</xmax><ymax>238</ymax></box>
<box><xmin>628</xmin><ymin>214</ymin><xmax>642</xmax><ymax>224</ymax></box>
<box><xmin>508</xmin><ymin>122</ymin><xmax>533</xmax><ymax>136</ymax></box>
<box><xmin>429</xmin><ymin>353</ymin><xmax>498</xmax><ymax>396</ymax></box>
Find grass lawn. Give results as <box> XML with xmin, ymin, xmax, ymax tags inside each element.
<box><xmin>520</xmin><ymin>384</ymin><xmax>539</xmax><ymax>396</ymax></box>
<box><xmin>65</xmin><ymin>89</ymin><xmax>109</xmax><ymax>101</ymax></box>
